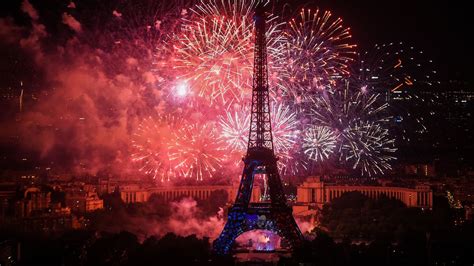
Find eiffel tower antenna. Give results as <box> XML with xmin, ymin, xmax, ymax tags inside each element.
<box><xmin>213</xmin><ymin>3</ymin><xmax>303</xmax><ymax>255</ymax></box>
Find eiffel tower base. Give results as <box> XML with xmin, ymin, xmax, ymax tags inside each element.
<box><xmin>213</xmin><ymin>204</ymin><xmax>303</xmax><ymax>255</ymax></box>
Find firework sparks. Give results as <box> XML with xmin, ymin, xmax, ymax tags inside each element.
<box><xmin>175</xmin><ymin>80</ymin><xmax>190</xmax><ymax>98</ymax></box>
<box><xmin>280</xmin><ymin>8</ymin><xmax>356</xmax><ymax>102</ymax></box>
<box><xmin>169</xmin><ymin>122</ymin><xmax>226</xmax><ymax>181</ymax></box>
<box><xmin>219</xmin><ymin>109</ymin><xmax>250</xmax><ymax>152</ymax></box>
<box><xmin>173</xmin><ymin>0</ymin><xmax>285</xmax><ymax>105</ymax></box>
<box><xmin>218</xmin><ymin>102</ymin><xmax>301</xmax><ymax>175</ymax></box>
<box><xmin>131</xmin><ymin>116</ymin><xmax>174</xmax><ymax>181</ymax></box>
<box><xmin>342</xmin><ymin>122</ymin><xmax>397</xmax><ymax>176</ymax></box>
<box><xmin>308</xmin><ymin>81</ymin><xmax>395</xmax><ymax>175</ymax></box>
<box><xmin>271</xmin><ymin>102</ymin><xmax>300</xmax><ymax>153</ymax></box>
<box><xmin>310</xmin><ymin>81</ymin><xmax>389</xmax><ymax>131</ymax></box>
<box><xmin>277</xmin><ymin>151</ymin><xmax>312</xmax><ymax>176</ymax></box>
<box><xmin>303</xmin><ymin>126</ymin><xmax>338</xmax><ymax>162</ymax></box>
<box><xmin>218</xmin><ymin>102</ymin><xmax>299</xmax><ymax>154</ymax></box>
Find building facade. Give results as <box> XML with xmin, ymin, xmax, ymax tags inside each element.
<box><xmin>65</xmin><ymin>191</ymin><xmax>103</xmax><ymax>213</ymax></box>
<box><xmin>14</xmin><ymin>188</ymin><xmax>51</xmax><ymax>218</ymax></box>
<box><xmin>0</xmin><ymin>186</ymin><xmax>79</xmax><ymax>233</ymax></box>
<box><xmin>120</xmin><ymin>185</ymin><xmax>261</xmax><ymax>204</ymax></box>
<box><xmin>294</xmin><ymin>177</ymin><xmax>433</xmax><ymax>216</ymax></box>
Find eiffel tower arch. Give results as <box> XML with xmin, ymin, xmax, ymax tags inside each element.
<box><xmin>213</xmin><ymin>4</ymin><xmax>303</xmax><ymax>255</ymax></box>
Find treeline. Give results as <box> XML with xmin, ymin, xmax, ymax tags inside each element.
<box><xmin>288</xmin><ymin>191</ymin><xmax>473</xmax><ymax>265</ymax></box>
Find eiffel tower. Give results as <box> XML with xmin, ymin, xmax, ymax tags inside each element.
<box><xmin>213</xmin><ymin>4</ymin><xmax>303</xmax><ymax>255</ymax></box>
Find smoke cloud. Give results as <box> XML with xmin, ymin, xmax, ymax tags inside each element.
<box><xmin>1</xmin><ymin>1</ymin><xmax>167</xmax><ymax>176</ymax></box>
<box><xmin>92</xmin><ymin>198</ymin><xmax>225</xmax><ymax>241</ymax></box>
<box><xmin>166</xmin><ymin>198</ymin><xmax>225</xmax><ymax>239</ymax></box>
<box><xmin>21</xmin><ymin>0</ymin><xmax>39</xmax><ymax>21</ymax></box>
<box><xmin>0</xmin><ymin>18</ymin><xmax>23</xmax><ymax>44</ymax></box>
<box><xmin>62</xmin><ymin>13</ymin><xmax>82</xmax><ymax>33</ymax></box>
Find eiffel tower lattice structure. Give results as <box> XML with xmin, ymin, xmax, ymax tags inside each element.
<box><xmin>213</xmin><ymin>4</ymin><xmax>304</xmax><ymax>255</ymax></box>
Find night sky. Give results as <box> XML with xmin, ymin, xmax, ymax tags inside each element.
<box><xmin>1</xmin><ymin>0</ymin><xmax>471</xmax><ymax>83</ymax></box>
<box><xmin>293</xmin><ymin>0</ymin><xmax>471</xmax><ymax>83</ymax></box>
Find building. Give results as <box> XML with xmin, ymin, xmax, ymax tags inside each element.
<box><xmin>15</xmin><ymin>188</ymin><xmax>51</xmax><ymax>218</ymax></box>
<box><xmin>120</xmin><ymin>184</ymin><xmax>149</xmax><ymax>203</ymax></box>
<box><xmin>0</xmin><ymin>186</ymin><xmax>79</xmax><ymax>233</ymax></box>
<box><xmin>65</xmin><ymin>191</ymin><xmax>103</xmax><ymax>213</ymax></box>
<box><xmin>150</xmin><ymin>185</ymin><xmax>261</xmax><ymax>203</ymax></box>
<box><xmin>404</xmin><ymin>163</ymin><xmax>436</xmax><ymax>177</ymax></box>
<box><xmin>21</xmin><ymin>212</ymin><xmax>79</xmax><ymax>232</ymax></box>
<box><xmin>0</xmin><ymin>183</ymin><xmax>17</xmax><ymax>219</ymax></box>
<box><xmin>97</xmin><ymin>178</ymin><xmax>120</xmax><ymax>195</ymax></box>
<box><xmin>294</xmin><ymin>177</ymin><xmax>433</xmax><ymax>216</ymax></box>
<box><xmin>120</xmin><ymin>185</ymin><xmax>261</xmax><ymax>204</ymax></box>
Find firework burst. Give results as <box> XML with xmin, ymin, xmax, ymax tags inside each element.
<box><xmin>342</xmin><ymin>122</ymin><xmax>396</xmax><ymax>176</ymax></box>
<box><xmin>277</xmin><ymin>151</ymin><xmax>312</xmax><ymax>176</ymax></box>
<box><xmin>308</xmin><ymin>81</ymin><xmax>396</xmax><ymax>175</ymax></box>
<box><xmin>218</xmin><ymin>102</ymin><xmax>299</xmax><ymax>154</ymax></box>
<box><xmin>131</xmin><ymin>116</ymin><xmax>174</xmax><ymax>181</ymax></box>
<box><xmin>218</xmin><ymin>102</ymin><xmax>301</xmax><ymax>176</ymax></box>
<box><xmin>310</xmin><ymin>81</ymin><xmax>389</xmax><ymax>131</ymax></box>
<box><xmin>280</xmin><ymin>8</ymin><xmax>356</xmax><ymax>102</ymax></box>
<box><xmin>169</xmin><ymin>122</ymin><xmax>226</xmax><ymax>181</ymax></box>
<box><xmin>219</xmin><ymin>110</ymin><xmax>250</xmax><ymax>152</ymax></box>
<box><xmin>303</xmin><ymin>126</ymin><xmax>338</xmax><ymax>162</ymax></box>
<box><xmin>271</xmin><ymin>102</ymin><xmax>300</xmax><ymax>154</ymax></box>
<box><xmin>173</xmin><ymin>0</ymin><xmax>285</xmax><ymax>105</ymax></box>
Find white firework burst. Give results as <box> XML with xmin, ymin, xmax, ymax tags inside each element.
<box><xmin>303</xmin><ymin>126</ymin><xmax>338</xmax><ymax>162</ymax></box>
